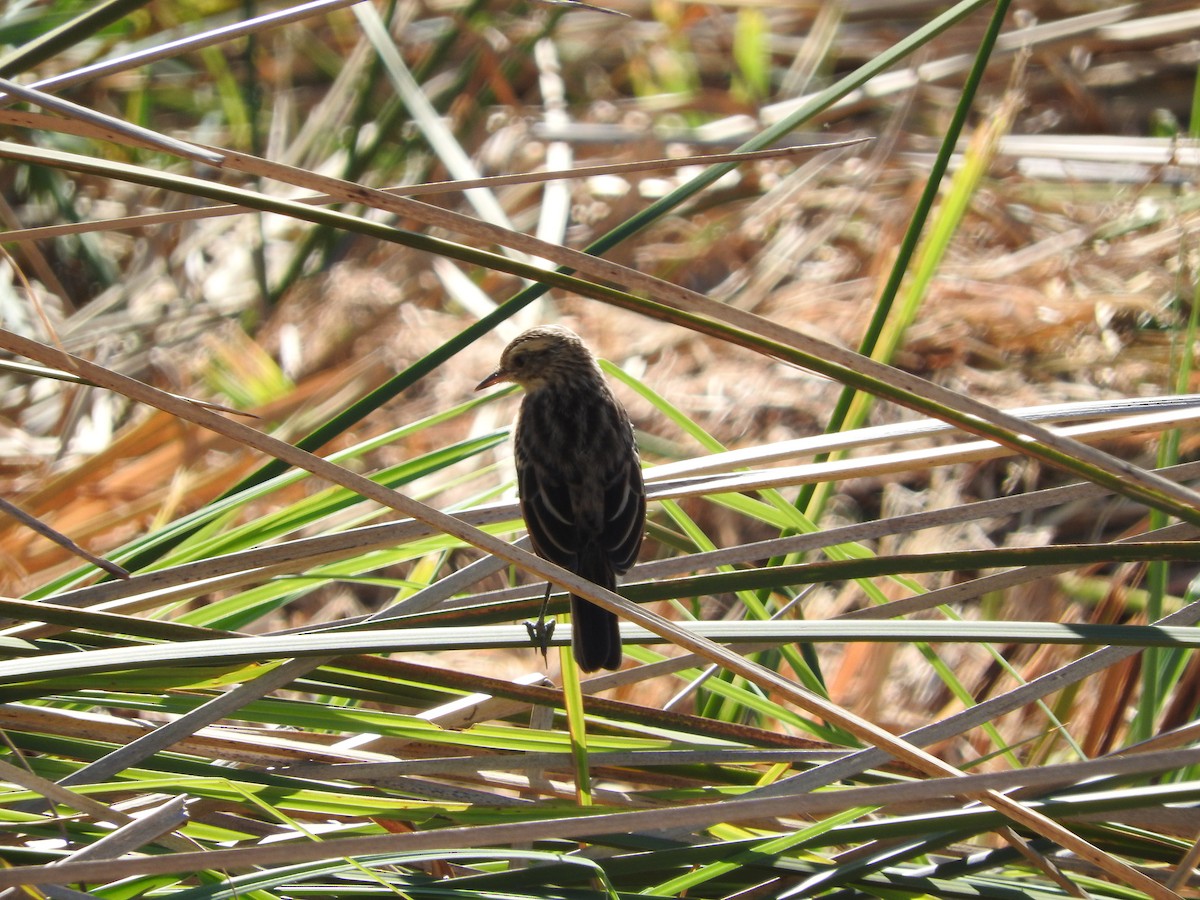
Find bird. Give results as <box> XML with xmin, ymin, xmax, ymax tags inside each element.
<box><xmin>476</xmin><ymin>325</ymin><xmax>646</xmax><ymax>671</ymax></box>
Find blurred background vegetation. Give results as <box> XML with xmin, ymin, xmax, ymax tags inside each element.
<box><xmin>0</xmin><ymin>0</ymin><xmax>1199</xmax><ymax>896</ymax></box>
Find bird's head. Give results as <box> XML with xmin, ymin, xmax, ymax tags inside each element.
<box><xmin>476</xmin><ymin>325</ymin><xmax>597</xmax><ymax>393</ymax></box>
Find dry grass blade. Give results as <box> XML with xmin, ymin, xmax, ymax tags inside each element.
<box><xmin>53</xmin><ymin>796</ymin><xmax>189</xmax><ymax>864</ymax></box>
<box><xmin>0</xmin><ymin>496</ymin><xmax>127</xmax><ymax>579</ymax></box>
<box><xmin>0</xmin><ymin>107</ymin><xmax>867</xmax><ymax>242</ymax></box>
<box><xmin>0</xmin><ymin>77</ymin><xmax>222</xmax><ymax>165</ymax></box>
<box><xmin>13</xmin><ymin>0</ymin><xmax>366</xmax><ymax>98</ymax></box>
<box><xmin>0</xmin><ymin>754</ymin><xmax>138</xmax><ymax>826</ymax></box>
<box><xmin>0</xmin><ymin>357</ymin><xmax>255</xmax><ymax>417</ymax></box>
<box><xmin>55</xmin><ymin>658</ymin><xmax>321</xmax><ymax>788</ymax></box>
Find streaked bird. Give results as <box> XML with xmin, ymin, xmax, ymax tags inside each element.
<box><xmin>477</xmin><ymin>325</ymin><xmax>646</xmax><ymax>671</ymax></box>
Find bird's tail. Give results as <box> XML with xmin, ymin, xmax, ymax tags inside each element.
<box><xmin>571</xmin><ymin>543</ymin><xmax>622</xmax><ymax>672</ymax></box>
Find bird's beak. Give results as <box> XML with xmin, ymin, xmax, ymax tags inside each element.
<box><xmin>475</xmin><ymin>368</ymin><xmax>508</xmax><ymax>391</ymax></box>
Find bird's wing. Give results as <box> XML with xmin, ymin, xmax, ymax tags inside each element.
<box><xmin>516</xmin><ymin>456</ymin><xmax>579</xmax><ymax>568</ymax></box>
<box><xmin>603</xmin><ymin>450</ymin><xmax>646</xmax><ymax>574</ymax></box>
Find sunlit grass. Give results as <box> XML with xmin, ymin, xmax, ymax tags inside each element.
<box><xmin>0</xmin><ymin>0</ymin><xmax>1196</xmax><ymax>896</ymax></box>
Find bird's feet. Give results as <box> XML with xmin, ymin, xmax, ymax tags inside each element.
<box><xmin>525</xmin><ymin>582</ymin><xmax>555</xmax><ymax>663</ymax></box>
<box><xmin>524</xmin><ymin>617</ymin><xmax>555</xmax><ymax>663</ymax></box>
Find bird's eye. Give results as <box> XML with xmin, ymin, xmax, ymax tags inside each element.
<box><xmin>510</xmin><ymin>351</ymin><xmax>528</xmax><ymax>368</ymax></box>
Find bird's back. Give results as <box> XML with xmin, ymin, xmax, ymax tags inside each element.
<box><xmin>515</xmin><ymin>382</ymin><xmax>642</xmax><ymax>572</ymax></box>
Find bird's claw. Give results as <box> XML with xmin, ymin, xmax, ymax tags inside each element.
<box><xmin>525</xmin><ymin>617</ymin><xmax>555</xmax><ymax>663</ymax></box>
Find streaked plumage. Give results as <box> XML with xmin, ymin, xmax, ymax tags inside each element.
<box><xmin>476</xmin><ymin>325</ymin><xmax>645</xmax><ymax>671</ymax></box>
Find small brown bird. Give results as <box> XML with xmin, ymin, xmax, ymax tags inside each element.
<box><xmin>476</xmin><ymin>325</ymin><xmax>646</xmax><ymax>671</ymax></box>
